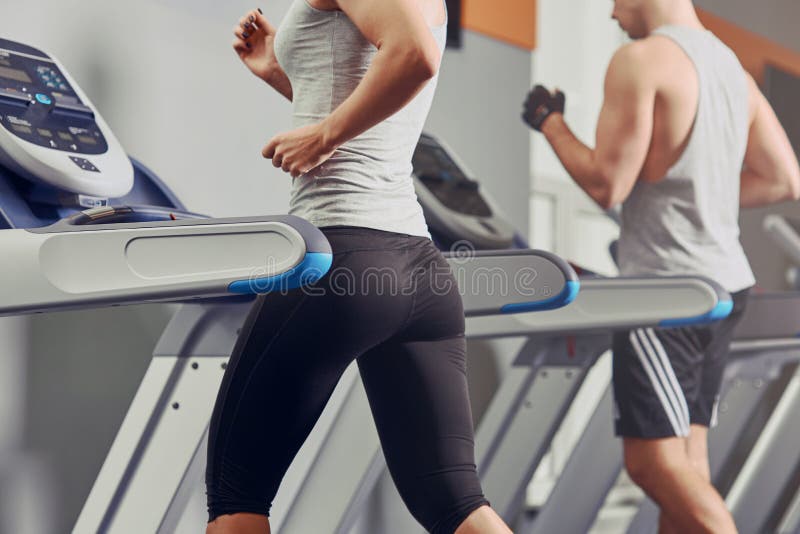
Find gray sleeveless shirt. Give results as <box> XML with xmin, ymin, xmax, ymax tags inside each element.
<box><xmin>617</xmin><ymin>25</ymin><xmax>755</xmax><ymax>292</ymax></box>
<box><xmin>273</xmin><ymin>0</ymin><xmax>447</xmax><ymax>237</ymax></box>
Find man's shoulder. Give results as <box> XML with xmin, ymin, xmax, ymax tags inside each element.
<box><xmin>608</xmin><ymin>37</ymin><xmax>690</xmax><ymax>83</ymax></box>
<box><xmin>611</xmin><ymin>37</ymin><xmax>679</xmax><ymax>66</ymax></box>
<box><xmin>606</xmin><ymin>41</ymin><xmax>658</xmax><ymax>86</ymax></box>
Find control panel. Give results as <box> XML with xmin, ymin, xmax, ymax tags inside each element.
<box><xmin>412</xmin><ymin>133</ymin><xmax>516</xmax><ymax>250</ymax></box>
<box><xmin>413</xmin><ymin>136</ymin><xmax>492</xmax><ymax>217</ymax></box>
<box><xmin>0</xmin><ymin>38</ymin><xmax>133</xmax><ymax>198</ymax></box>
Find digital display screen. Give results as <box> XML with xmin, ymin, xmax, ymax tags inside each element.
<box><xmin>58</xmin><ymin>131</ymin><xmax>74</xmax><ymax>141</ymax></box>
<box><xmin>0</xmin><ymin>65</ymin><xmax>32</xmax><ymax>84</ymax></box>
<box><xmin>11</xmin><ymin>124</ymin><xmax>32</xmax><ymax>134</ymax></box>
<box><xmin>77</xmin><ymin>135</ymin><xmax>96</xmax><ymax>145</ymax></box>
<box><xmin>412</xmin><ymin>146</ymin><xmax>463</xmax><ymax>180</ymax></box>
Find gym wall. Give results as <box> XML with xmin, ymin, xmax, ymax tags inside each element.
<box><xmin>694</xmin><ymin>0</ymin><xmax>800</xmax><ymax>61</ymax></box>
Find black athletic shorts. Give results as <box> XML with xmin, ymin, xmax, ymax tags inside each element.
<box><xmin>612</xmin><ymin>289</ymin><xmax>750</xmax><ymax>438</ymax></box>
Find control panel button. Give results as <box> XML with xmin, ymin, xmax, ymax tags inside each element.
<box><xmin>35</xmin><ymin>93</ymin><xmax>52</xmax><ymax>105</ymax></box>
<box><xmin>10</xmin><ymin>123</ymin><xmax>32</xmax><ymax>135</ymax></box>
<box><xmin>69</xmin><ymin>156</ymin><xmax>100</xmax><ymax>172</ymax></box>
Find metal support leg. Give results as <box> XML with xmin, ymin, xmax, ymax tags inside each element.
<box><xmin>73</xmin><ymin>301</ymin><xmax>251</xmax><ymax>534</ymax></box>
<box><xmin>477</xmin><ymin>335</ymin><xmax>608</xmax><ymax>522</ymax></box>
<box><xmin>727</xmin><ymin>368</ymin><xmax>800</xmax><ymax>534</ymax></box>
<box><xmin>778</xmin><ymin>486</ymin><xmax>800</xmax><ymax>534</ymax></box>
<box><xmin>524</xmin><ymin>385</ymin><xmax>623</xmax><ymax>534</ymax></box>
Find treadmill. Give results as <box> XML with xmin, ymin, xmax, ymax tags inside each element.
<box><xmin>538</xmin><ymin>215</ymin><xmax>800</xmax><ymax>534</ymax></box>
<box><xmin>270</xmin><ymin>133</ymin><xmax>734</xmax><ymax>534</ymax></box>
<box><xmin>0</xmin><ymin>38</ymin><xmax>587</xmax><ymax>533</ymax></box>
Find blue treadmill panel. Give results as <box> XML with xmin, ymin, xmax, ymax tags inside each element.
<box><xmin>659</xmin><ymin>299</ymin><xmax>734</xmax><ymax>328</ymax></box>
<box><xmin>228</xmin><ymin>252</ymin><xmax>334</xmax><ymax>295</ymax></box>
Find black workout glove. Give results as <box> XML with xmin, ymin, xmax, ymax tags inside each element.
<box><xmin>522</xmin><ymin>85</ymin><xmax>565</xmax><ymax>132</ymax></box>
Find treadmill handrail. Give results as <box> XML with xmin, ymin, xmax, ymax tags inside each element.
<box><xmin>465</xmin><ymin>275</ymin><xmax>731</xmax><ymax>338</ymax></box>
<box><xmin>0</xmin><ymin>216</ymin><xmax>333</xmax><ymax>315</ymax></box>
<box><xmin>764</xmin><ymin>214</ymin><xmax>800</xmax><ymax>268</ymax></box>
<box><xmin>444</xmin><ymin>248</ymin><xmax>579</xmax><ymax>316</ymax></box>
<box><xmin>5</xmin><ymin>221</ymin><xmax>585</xmax><ymax>318</ymax></box>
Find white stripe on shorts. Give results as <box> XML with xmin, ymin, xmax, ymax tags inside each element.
<box><xmin>645</xmin><ymin>328</ymin><xmax>691</xmax><ymax>432</ymax></box>
<box><xmin>629</xmin><ymin>329</ymin><xmax>688</xmax><ymax>436</ymax></box>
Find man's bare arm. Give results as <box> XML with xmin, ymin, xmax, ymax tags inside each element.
<box><xmin>740</xmin><ymin>73</ymin><xmax>800</xmax><ymax>207</ymax></box>
<box><xmin>542</xmin><ymin>43</ymin><xmax>655</xmax><ymax>209</ymax></box>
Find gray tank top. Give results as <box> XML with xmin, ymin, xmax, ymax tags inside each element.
<box><xmin>273</xmin><ymin>0</ymin><xmax>447</xmax><ymax>237</ymax></box>
<box><xmin>617</xmin><ymin>25</ymin><xmax>755</xmax><ymax>292</ymax></box>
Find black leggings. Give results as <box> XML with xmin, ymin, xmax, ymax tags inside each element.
<box><xmin>206</xmin><ymin>226</ymin><xmax>489</xmax><ymax>533</ymax></box>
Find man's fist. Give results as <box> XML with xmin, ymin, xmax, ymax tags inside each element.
<box><xmin>522</xmin><ymin>85</ymin><xmax>565</xmax><ymax>132</ymax></box>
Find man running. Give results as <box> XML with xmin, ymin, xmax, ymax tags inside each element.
<box><xmin>523</xmin><ymin>0</ymin><xmax>800</xmax><ymax>531</ymax></box>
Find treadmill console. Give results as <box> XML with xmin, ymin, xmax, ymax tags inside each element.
<box><xmin>0</xmin><ymin>38</ymin><xmax>133</xmax><ymax>198</ymax></box>
<box><xmin>412</xmin><ymin>133</ymin><xmax>516</xmax><ymax>250</ymax></box>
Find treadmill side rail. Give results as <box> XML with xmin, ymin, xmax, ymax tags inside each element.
<box><xmin>466</xmin><ymin>276</ymin><xmax>728</xmax><ymax>339</ymax></box>
<box><xmin>0</xmin><ymin>217</ymin><xmax>332</xmax><ymax>315</ymax></box>
<box><xmin>445</xmin><ymin>249</ymin><xmax>579</xmax><ymax>316</ymax></box>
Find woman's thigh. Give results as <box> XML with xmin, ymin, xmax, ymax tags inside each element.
<box><xmin>206</xmin><ymin>232</ymin><xmax>417</xmax><ymax>517</ymax></box>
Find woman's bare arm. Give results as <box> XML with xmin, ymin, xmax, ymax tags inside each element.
<box><xmin>232</xmin><ymin>8</ymin><xmax>293</xmax><ymax>101</ymax></box>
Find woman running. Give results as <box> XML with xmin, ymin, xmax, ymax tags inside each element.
<box><xmin>205</xmin><ymin>1</ymin><xmax>512</xmax><ymax>533</ymax></box>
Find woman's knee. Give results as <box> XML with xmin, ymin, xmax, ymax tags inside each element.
<box><xmin>206</xmin><ymin>484</ymin><xmax>272</xmax><ymax>524</ymax></box>
<box><xmin>393</xmin><ymin>467</ymin><xmax>488</xmax><ymax>533</ymax></box>
<box><xmin>206</xmin><ymin>457</ymin><xmax>278</xmax><ymax>523</ymax></box>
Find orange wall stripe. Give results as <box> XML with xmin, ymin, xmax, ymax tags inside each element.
<box><xmin>697</xmin><ymin>8</ymin><xmax>800</xmax><ymax>84</ymax></box>
<box><xmin>462</xmin><ymin>0</ymin><xmax>537</xmax><ymax>51</ymax></box>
